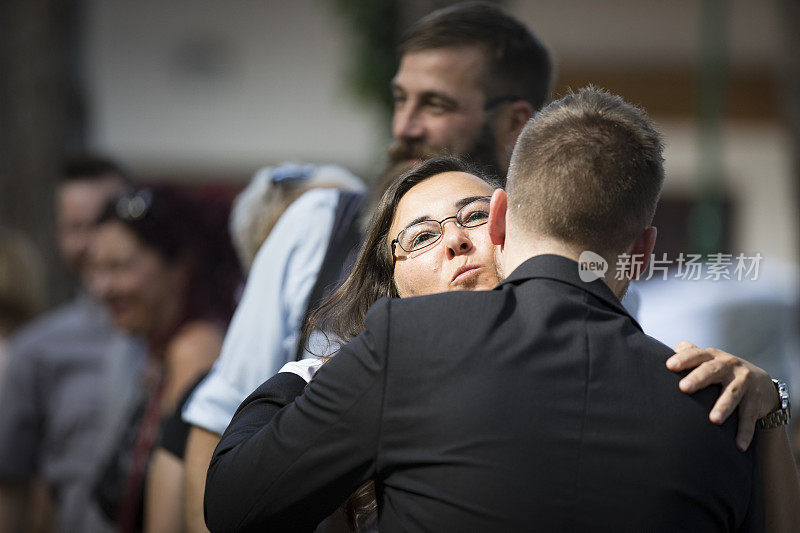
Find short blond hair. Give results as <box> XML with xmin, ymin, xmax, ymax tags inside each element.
<box><xmin>506</xmin><ymin>87</ymin><xmax>664</xmax><ymax>257</ymax></box>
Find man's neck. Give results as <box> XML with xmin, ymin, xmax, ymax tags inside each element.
<box><xmin>502</xmin><ymin>233</ymin><xmax>627</xmax><ymax>300</ymax></box>
<box><xmin>502</xmin><ymin>239</ymin><xmax>581</xmax><ymax>273</ymax></box>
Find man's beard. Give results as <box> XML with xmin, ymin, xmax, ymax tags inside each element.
<box><xmin>385</xmin><ymin>120</ymin><xmax>503</xmax><ymax>182</ymax></box>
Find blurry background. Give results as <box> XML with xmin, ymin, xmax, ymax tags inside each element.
<box><xmin>1</xmin><ymin>0</ymin><xmax>799</xmax><ymax>384</ymax></box>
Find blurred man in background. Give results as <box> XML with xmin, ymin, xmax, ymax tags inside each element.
<box><xmin>180</xmin><ymin>3</ymin><xmax>553</xmax><ymax>531</ymax></box>
<box><xmin>385</xmin><ymin>2</ymin><xmax>550</xmax><ymax>183</ymax></box>
<box><xmin>0</xmin><ymin>156</ymin><xmax>144</xmax><ymax>532</ymax></box>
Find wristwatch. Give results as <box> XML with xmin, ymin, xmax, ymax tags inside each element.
<box><xmin>756</xmin><ymin>379</ymin><xmax>791</xmax><ymax>430</ymax></box>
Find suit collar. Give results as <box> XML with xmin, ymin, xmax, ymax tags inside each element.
<box><xmin>498</xmin><ymin>254</ymin><xmax>642</xmax><ymax>332</ymax></box>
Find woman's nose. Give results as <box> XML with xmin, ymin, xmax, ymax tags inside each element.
<box><xmin>443</xmin><ymin>221</ymin><xmax>473</xmax><ymax>259</ymax></box>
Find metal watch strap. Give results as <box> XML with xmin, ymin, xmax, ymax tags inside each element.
<box><xmin>756</xmin><ymin>379</ymin><xmax>791</xmax><ymax>430</ymax></box>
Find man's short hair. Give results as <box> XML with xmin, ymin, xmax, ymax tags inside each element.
<box><xmin>60</xmin><ymin>155</ymin><xmax>128</xmax><ymax>184</ymax></box>
<box><xmin>398</xmin><ymin>1</ymin><xmax>553</xmax><ymax>111</ymax></box>
<box><xmin>506</xmin><ymin>87</ymin><xmax>665</xmax><ymax>258</ymax></box>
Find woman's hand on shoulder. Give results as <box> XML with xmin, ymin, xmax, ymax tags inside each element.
<box><xmin>666</xmin><ymin>341</ymin><xmax>778</xmax><ymax>451</ymax></box>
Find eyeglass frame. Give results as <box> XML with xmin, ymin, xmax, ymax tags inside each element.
<box><xmin>390</xmin><ymin>195</ymin><xmax>493</xmax><ymax>256</ymax></box>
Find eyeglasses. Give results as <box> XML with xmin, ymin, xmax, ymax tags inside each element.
<box><xmin>391</xmin><ymin>196</ymin><xmax>491</xmax><ymax>253</ymax></box>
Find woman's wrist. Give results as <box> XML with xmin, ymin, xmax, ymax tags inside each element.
<box><xmin>757</xmin><ymin>379</ymin><xmax>791</xmax><ymax>430</ymax></box>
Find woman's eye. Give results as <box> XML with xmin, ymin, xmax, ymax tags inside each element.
<box><xmin>463</xmin><ymin>210</ymin><xmax>489</xmax><ymax>224</ymax></box>
<box><xmin>412</xmin><ymin>232</ymin><xmax>437</xmax><ymax>247</ymax></box>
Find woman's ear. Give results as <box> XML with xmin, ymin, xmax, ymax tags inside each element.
<box><xmin>488</xmin><ymin>188</ymin><xmax>507</xmax><ymax>247</ymax></box>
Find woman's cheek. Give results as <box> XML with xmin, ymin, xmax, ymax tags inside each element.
<box><xmin>396</xmin><ymin>262</ymin><xmax>430</xmax><ymax>297</ymax></box>
<box><xmin>418</xmin><ymin>257</ymin><xmax>446</xmax><ymax>295</ymax></box>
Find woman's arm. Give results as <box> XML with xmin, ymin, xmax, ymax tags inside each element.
<box><xmin>206</xmin><ymin>319</ymin><xmax>385</xmax><ymax>533</ymax></box>
<box><xmin>666</xmin><ymin>342</ymin><xmax>800</xmax><ymax>532</ymax></box>
<box><xmin>144</xmin><ymin>322</ymin><xmax>222</xmax><ymax>533</ymax></box>
<box><xmin>666</xmin><ymin>341</ymin><xmax>777</xmax><ymax>450</ymax></box>
<box><xmin>163</xmin><ymin>321</ymin><xmax>223</xmax><ymax>413</ymax></box>
<box><xmin>183</xmin><ymin>426</ymin><xmax>219</xmax><ymax>533</ymax></box>
<box><xmin>760</xmin><ymin>426</ymin><xmax>800</xmax><ymax>532</ymax></box>
<box><xmin>144</xmin><ymin>449</ymin><xmax>185</xmax><ymax>533</ymax></box>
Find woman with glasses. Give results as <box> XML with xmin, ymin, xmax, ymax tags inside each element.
<box><xmin>216</xmin><ymin>156</ymin><xmax>795</xmax><ymax>531</ymax></box>
<box><xmin>87</xmin><ymin>185</ymin><xmax>239</xmax><ymax>533</ymax></box>
<box><xmin>300</xmin><ymin>156</ymin><xmax>502</xmax><ymax>358</ymax></box>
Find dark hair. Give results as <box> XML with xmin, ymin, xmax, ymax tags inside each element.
<box><xmin>97</xmin><ymin>185</ymin><xmax>241</xmax><ymax>330</ymax></box>
<box><xmin>507</xmin><ymin>86</ymin><xmax>665</xmax><ymax>258</ymax></box>
<box><xmin>61</xmin><ymin>155</ymin><xmax>129</xmax><ymax>183</ymax></box>
<box><xmin>399</xmin><ymin>1</ymin><xmax>553</xmax><ymax>112</ymax></box>
<box><xmin>302</xmin><ymin>155</ymin><xmax>499</xmax><ymax>355</ymax></box>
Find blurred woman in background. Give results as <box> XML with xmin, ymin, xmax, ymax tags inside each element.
<box><xmin>87</xmin><ymin>185</ymin><xmax>239</xmax><ymax>533</ymax></box>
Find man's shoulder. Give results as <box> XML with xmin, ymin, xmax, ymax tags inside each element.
<box><xmin>11</xmin><ymin>297</ymin><xmax>88</xmax><ymax>342</ymax></box>
<box><xmin>389</xmin><ymin>287</ymin><xmax>505</xmax><ymax>312</ymax></box>
<box><xmin>277</xmin><ymin>188</ymin><xmax>341</xmax><ymax>229</ymax></box>
<box><xmin>247</xmin><ymin>188</ymin><xmax>342</xmax><ymax>272</ymax></box>
<box><xmin>361</xmin><ymin>290</ymin><xmax>486</xmax><ymax>332</ymax></box>
<box><xmin>9</xmin><ymin>296</ymin><xmax>114</xmax><ymax>360</ymax></box>
<box><xmin>365</xmin><ymin>290</ymin><xmax>515</xmax><ymax>352</ymax></box>
<box><xmin>382</xmin><ymin>277</ymin><xmax>581</xmax><ymax>321</ymax></box>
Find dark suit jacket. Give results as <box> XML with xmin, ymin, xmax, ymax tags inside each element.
<box><xmin>206</xmin><ymin>254</ymin><xmax>763</xmax><ymax>532</ymax></box>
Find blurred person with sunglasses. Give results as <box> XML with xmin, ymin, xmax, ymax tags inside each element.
<box><xmin>86</xmin><ymin>185</ymin><xmax>240</xmax><ymax>533</ymax></box>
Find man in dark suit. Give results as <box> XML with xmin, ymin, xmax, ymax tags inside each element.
<box><xmin>205</xmin><ymin>88</ymin><xmax>765</xmax><ymax>531</ymax></box>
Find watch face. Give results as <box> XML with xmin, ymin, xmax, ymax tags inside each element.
<box><xmin>777</xmin><ymin>380</ymin><xmax>790</xmax><ymax>410</ymax></box>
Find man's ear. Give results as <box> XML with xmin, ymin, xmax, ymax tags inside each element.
<box><xmin>627</xmin><ymin>226</ymin><xmax>657</xmax><ymax>279</ymax></box>
<box><xmin>488</xmin><ymin>188</ymin><xmax>507</xmax><ymax>246</ymax></box>
<box><xmin>495</xmin><ymin>100</ymin><xmax>533</xmax><ymax>152</ymax></box>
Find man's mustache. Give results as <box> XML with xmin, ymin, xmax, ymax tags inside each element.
<box><xmin>387</xmin><ymin>139</ymin><xmax>446</xmax><ymax>164</ymax></box>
